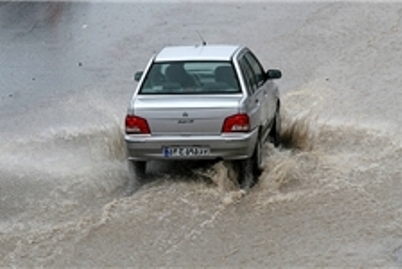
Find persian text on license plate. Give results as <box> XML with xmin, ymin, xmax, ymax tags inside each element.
<box><xmin>163</xmin><ymin>146</ymin><xmax>210</xmax><ymax>157</ymax></box>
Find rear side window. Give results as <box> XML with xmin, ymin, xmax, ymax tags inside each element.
<box><xmin>239</xmin><ymin>56</ymin><xmax>256</xmax><ymax>95</ymax></box>
<box><xmin>139</xmin><ymin>61</ymin><xmax>240</xmax><ymax>94</ymax></box>
<box><xmin>245</xmin><ymin>52</ymin><xmax>265</xmax><ymax>87</ymax></box>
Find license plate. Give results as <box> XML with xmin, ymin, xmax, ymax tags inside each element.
<box><xmin>163</xmin><ymin>146</ymin><xmax>210</xmax><ymax>157</ymax></box>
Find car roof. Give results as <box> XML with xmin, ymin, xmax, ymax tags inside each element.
<box><xmin>154</xmin><ymin>44</ymin><xmax>244</xmax><ymax>62</ymax></box>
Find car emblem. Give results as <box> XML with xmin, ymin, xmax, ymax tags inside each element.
<box><xmin>178</xmin><ymin>112</ymin><xmax>193</xmax><ymax>124</ymax></box>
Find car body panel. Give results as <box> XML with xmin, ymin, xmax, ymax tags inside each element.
<box><xmin>125</xmin><ymin>128</ymin><xmax>258</xmax><ymax>161</ymax></box>
<box><xmin>131</xmin><ymin>95</ymin><xmax>243</xmax><ymax>135</ymax></box>
<box><xmin>154</xmin><ymin>45</ymin><xmax>242</xmax><ymax>62</ymax></box>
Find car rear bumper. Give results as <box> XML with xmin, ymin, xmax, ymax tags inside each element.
<box><xmin>125</xmin><ymin>128</ymin><xmax>258</xmax><ymax>161</ymax></box>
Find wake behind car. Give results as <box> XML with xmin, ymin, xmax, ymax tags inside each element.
<box><xmin>125</xmin><ymin>44</ymin><xmax>282</xmax><ymax>188</ymax></box>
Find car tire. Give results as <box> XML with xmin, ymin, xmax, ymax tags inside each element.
<box><xmin>128</xmin><ymin>160</ymin><xmax>147</xmax><ymax>184</ymax></box>
<box><xmin>236</xmin><ymin>158</ymin><xmax>253</xmax><ymax>190</ymax></box>
<box><xmin>236</xmin><ymin>139</ymin><xmax>261</xmax><ymax>190</ymax></box>
<box><xmin>253</xmin><ymin>138</ymin><xmax>263</xmax><ymax>176</ymax></box>
<box><xmin>270</xmin><ymin>105</ymin><xmax>281</xmax><ymax>147</ymax></box>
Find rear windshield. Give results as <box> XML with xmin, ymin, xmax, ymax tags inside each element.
<box><xmin>139</xmin><ymin>61</ymin><xmax>240</xmax><ymax>94</ymax></box>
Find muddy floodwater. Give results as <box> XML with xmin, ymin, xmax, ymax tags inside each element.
<box><xmin>2</xmin><ymin>1</ymin><xmax>402</xmax><ymax>267</ymax></box>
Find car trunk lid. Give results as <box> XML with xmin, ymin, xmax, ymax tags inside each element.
<box><xmin>132</xmin><ymin>95</ymin><xmax>242</xmax><ymax>135</ymax></box>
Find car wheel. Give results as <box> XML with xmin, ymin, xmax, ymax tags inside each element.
<box><xmin>253</xmin><ymin>137</ymin><xmax>263</xmax><ymax>176</ymax></box>
<box><xmin>236</xmin><ymin>158</ymin><xmax>253</xmax><ymax>190</ymax></box>
<box><xmin>270</xmin><ymin>105</ymin><xmax>281</xmax><ymax>147</ymax></box>
<box><xmin>236</xmin><ymin>139</ymin><xmax>261</xmax><ymax>190</ymax></box>
<box><xmin>128</xmin><ymin>160</ymin><xmax>147</xmax><ymax>185</ymax></box>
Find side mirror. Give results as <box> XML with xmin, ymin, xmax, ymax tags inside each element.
<box><xmin>134</xmin><ymin>71</ymin><xmax>143</xmax><ymax>82</ymax></box>
<box><xmin>266</xmin><ymin>69</ymin><xmax>282</xmax><ymax>80</ymax></box>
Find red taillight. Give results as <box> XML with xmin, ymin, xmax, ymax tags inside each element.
<box><xmin>125</xmin><ymin>115</ymin><xmax>150</xmax><ymax>134</ymax></box>
<box><xmin>222</xmin><ymin>113</ymin><xmax>250</xmax><ymax>133</ymax></box>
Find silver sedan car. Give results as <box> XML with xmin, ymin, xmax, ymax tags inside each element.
<box><xmin>125</xmin><ymin>44</ymin><xmax>281</xmax><ymax>188</ymax></box>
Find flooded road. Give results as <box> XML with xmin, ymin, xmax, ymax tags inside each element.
<box><xmin>2</xmin><ymin>1</ymin><xmax>402</xmax><ymax>267</ymax></box>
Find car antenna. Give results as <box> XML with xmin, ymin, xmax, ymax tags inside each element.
<box><xmin>197</xmin><ymin>31</ymin><xmax>207</xmax><ymax>46</ymax></box>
